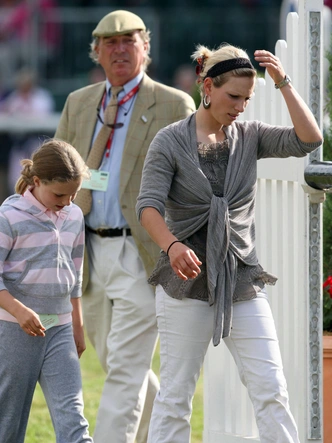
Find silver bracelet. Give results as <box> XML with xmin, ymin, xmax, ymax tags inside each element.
<box><xmin>275</xmin><ymin>74</ymin><xmax>291</xmax><ymax>89</ymax></box>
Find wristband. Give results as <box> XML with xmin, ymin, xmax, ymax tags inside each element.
<box><xmin>166</xmin><ymin>240</ymin><xmax>182</xmax><ymax>256</ymax></box>
<box><xmin>275</xmin><ymin>74</ymin><xmax>291</xmax><ymax>89</ymax></box>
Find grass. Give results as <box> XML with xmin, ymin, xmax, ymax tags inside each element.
<box><xmin>25</xmin><ymin>335</ymin><xmax>204</xmax><ymax>443</ymax></box>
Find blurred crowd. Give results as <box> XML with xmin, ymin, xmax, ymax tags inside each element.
<box><xmin>0</xmin><ymin>0</ymin><xmax>330</xmax><ymax>206</ymax></box>
<box><xmin>0</xmin><ymin>67</ymin><xmax>55</xmax><ymax>198</ymax></box>
<box><xmin>0</xmin><ymin>0</ymin><xmax>61</xmax><ymax>90</ymax></box>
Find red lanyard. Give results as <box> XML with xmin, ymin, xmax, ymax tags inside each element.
<box><xmin>101</xmin><ymin>84</ymin><xmax>140</xmax><ymax>158</ymax></box>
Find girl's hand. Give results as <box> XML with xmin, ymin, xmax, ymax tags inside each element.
<box><xmin>15</xmin><ymin>306</ymin><xmax>46</xmax><ymax>337</ymax></box>
<box><xmin>254</xmin><ymin>50</ymin><xmax>286</xmax><ymax>86</ymax></box>
<box><xmin>168</xmin><ymin>242</ymin><xmax>202</xmax><ymax>281</ymax></box>
<box><xmin>73</xmin><ymin>324</ymin><xmax>86</xmax><ymax>358</ymax></box>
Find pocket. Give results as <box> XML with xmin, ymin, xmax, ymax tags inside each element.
<box><xmin>12</xmin><ymin>257</ymin><xmax>76</xmax><ymax>298</ymax></box>
<box><xmin>120</xmin><ymin>237</ymin><xmax>146</xmax><ymax>279</ymax></box>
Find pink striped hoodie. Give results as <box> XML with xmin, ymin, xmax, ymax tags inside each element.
<box><xmin>0</xmin><ymin>190</ymin><xmax>85</xmax><ymax>315</ymax></box>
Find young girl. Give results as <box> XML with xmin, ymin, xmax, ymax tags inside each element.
<box><xmin>0</xmin><ymin>139</ymin><xmax>94</xmax><ymax>443</ymax></box>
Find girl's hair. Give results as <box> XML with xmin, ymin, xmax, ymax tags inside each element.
<box><xmin>89</xmin><ymin>29</ymin><xmax>152</xmax><ymax>72</ymax></box>
<box><xmin>191</xmin><ymin>43</ymin><xmax>257</xmax><ymax>98</ymax></box>
<box><xmin>15</xmin><ymin>139</ymin><xmax>90</xmax><ymax>195</ymax></box>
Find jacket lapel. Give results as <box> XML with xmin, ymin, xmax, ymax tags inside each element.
<box><xmin>120</xmin><ymin>74</ymin><xmax>155</xmax><ymax>199</ymax></box>
<box><xmin>78</xmin><ymin>82</ymin><xmax>105</xmax><ymax>160</ymax></box>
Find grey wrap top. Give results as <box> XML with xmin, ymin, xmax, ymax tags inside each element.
<box><xmin>136</xmin><ymin>112</ymin><xmax>321</xmax><ymax>345</ymax></box>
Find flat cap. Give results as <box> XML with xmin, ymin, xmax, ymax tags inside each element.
<box><xmin>92</xmin><ymin>10</ymin><xmax>146</xmax><ymax>37</ymax></box>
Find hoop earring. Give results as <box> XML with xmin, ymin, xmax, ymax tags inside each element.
<box><xmin>203</xmin><ymin>94</ymin><xmax>211</xmax><ymax>109</ymax></box>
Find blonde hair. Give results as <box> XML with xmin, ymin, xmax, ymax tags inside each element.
<box><xmin>191</xmin><ymin>43</ymin><xmax>256</xmax><ymax>97</ymax></box>
<box><xmin>89</xmin><ymin>29</ymin><xmax>152</xmax><ymax>72</ymax></box>
<box><xmin>15</xmin><ymin>139</ymin><xmax>90</xmax><ymax>195</ymax></box>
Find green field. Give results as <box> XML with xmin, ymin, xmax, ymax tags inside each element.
<box><xmin>25</xmin><ymin>336</ymin><xmax>204</xmax><ymax>443</ymax></box>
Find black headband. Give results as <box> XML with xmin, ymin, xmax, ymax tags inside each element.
<box><xmin>205</xmin><ymin>57</ymin><xmax>255</xmax><ymax>78</ymax></box>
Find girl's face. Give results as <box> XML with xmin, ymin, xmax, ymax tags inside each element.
<box><xmin>205</xmin><ymin>75</ymin><xmax>255</xmax><ymax>126</ymax></box>
<box><xmin>31</xmin><ymin>177</ymin><xmax>82</xmax><ymax>212</ymax></box>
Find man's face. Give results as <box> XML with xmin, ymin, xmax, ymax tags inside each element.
<box><xmin>96</xmin><ymin>31</ymin><xmax>147</xmax><ymax>86</ymax></box>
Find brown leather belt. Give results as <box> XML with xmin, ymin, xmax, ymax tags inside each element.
<box><xmin>86</xmin><ymin>226</ymin><xmax>131</xmax><ymax>238</ymax></box>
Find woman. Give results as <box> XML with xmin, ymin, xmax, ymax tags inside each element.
<box><xmin>136</xmin><ymin>43</ymin><xmax>322</xmax><ymax>443</ymax></box>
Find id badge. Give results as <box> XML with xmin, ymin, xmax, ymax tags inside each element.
<box><xmin>81</xmin><ymin>170</ymin><xmax>109</xmax><ymax>192</ymax></box>
<box><xmin>39</xmin><ymin>314</ymin><xmax>60</xmax><ymax>330</ymax></box>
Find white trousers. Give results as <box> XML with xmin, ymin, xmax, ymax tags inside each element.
<box><xmin>82</xmin><ymin>233</ymin><xmax>159</xmax><ymax>443</ymax></box>
<box><xmin>148</xmin><ymin>286</ymin><xmax>300</xmax><ymax>443</ymax></box>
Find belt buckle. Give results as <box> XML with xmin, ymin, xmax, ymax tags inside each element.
<box><xmin>96</xmin><ymin>228</ymin><xmax>107</xmax><ymax>237</ymax></box>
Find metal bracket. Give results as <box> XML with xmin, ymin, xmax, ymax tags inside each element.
<box><xmin>302</xmin><ymin>185</ymin><xmax>326</xmax><ymax>204</ymax></box>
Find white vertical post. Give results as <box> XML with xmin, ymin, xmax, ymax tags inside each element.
<box><xmin>301</xmin><ymin>0</ymin><xmax>324</xmax><ymax>439</ymax></box>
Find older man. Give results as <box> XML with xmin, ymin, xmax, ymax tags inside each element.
<box><xmin>55</xmin><ymin>9</ymin><xmax>196</xmax><ymax>443</ymax></box>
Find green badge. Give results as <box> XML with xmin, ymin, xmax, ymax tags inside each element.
<box><xmin>81</xmin><ymin>169</ymin><xmax>109</xmax><ymax>191</ymax></box>
<box><xmin>39</xmin><ymin>314</ymin><xmax>60</xmax><ymax>330</ymax></box>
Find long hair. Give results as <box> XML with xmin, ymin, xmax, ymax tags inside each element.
<box><xmin>15</xmin><ymin>139</ymin><xmax>90</xmax><ymax>195</ymax></box>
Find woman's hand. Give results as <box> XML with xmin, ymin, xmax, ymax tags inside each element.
<box><xmin>140</xmin><ymin>207</ymin><xmax>202</xmax><ymax>280</ymax></box>
<box><xmin>253</xmin><ymin>49</ymin><xmax>322</xmax><ymax>144</ymax></box>
<box><xmin>254</xmin><ymin>50</ymin><xmax>286</xmax><ymax>85</ymax></box>
<box><xmin>167</xmin><ymin>241</ymin><xmax>202</xmax><ymax>281</ymax></box>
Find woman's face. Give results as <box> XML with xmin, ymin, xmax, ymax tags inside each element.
<box><xmin>206</xmin><ymin>75</ymin><xmax>255</xmax><ymax>126</ymax></box>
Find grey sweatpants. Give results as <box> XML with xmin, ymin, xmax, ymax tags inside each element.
<box><xmin>0</xmin><ymin>321</ymin><xmax>93</xmax><ymax>443</ymax></box>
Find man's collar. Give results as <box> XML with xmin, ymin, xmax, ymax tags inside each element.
<box><xmin>106</xmin><ymin>71</ymin><xmax>144</xmax><ymax>97</ymax></box>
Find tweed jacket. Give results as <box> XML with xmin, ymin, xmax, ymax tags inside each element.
<box><xmin>55</xmin><ymin>73</ymin><xmax>196</xmax><ymax>287</ymax></box>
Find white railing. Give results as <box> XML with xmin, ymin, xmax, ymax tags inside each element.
<box><xmin>0</xmin><ymin>114</ymin><xmax>60</xmax><ymax>134</ymax></box>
